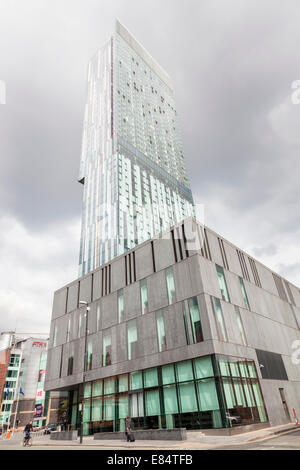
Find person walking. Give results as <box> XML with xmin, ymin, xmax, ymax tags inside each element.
<box><xmin>125</xmin><ymin>415</ymin><xmax>131</xmax><ymax>442</ymax></box>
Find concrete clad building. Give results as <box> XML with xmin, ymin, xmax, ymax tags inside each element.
<box><xmin>45</xmin><ymin>218</ymin><xmax>300</xmax><ymax>434</ymax></box>
<box><xmin>45</xmin><ymin>20</ymin><xmax>300</xmax><ymax>436</ymax></box>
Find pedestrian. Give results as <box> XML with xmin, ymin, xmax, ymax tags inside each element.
<box><xmin>125</xmin><ymin>415</ymin><xmax>131</xmax><ymax>442</ymax></box>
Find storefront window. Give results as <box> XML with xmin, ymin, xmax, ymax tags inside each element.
<box><xmin>104</xmin><ymin>378</ymin><xmax>115</xmax><ymax>395</ymax></box>
<box><xmin>178</xmin><ymin>382</ymin><xmax>198</xmax><ymax>413</ymax></box>
<box><xmin>118</xmin><ymin>375</ymin><xmax>128</xmax><ymax>392</ymax></box>
<box><xmin>130</xmin><ymin>371</ymin><xmax>143</xmax><ymax>390</ymax></box>
<box><xmin>162</xmin><ymin>364</ymin><xmax>175</xmax><ymax>385</ymax></box>
<box><xmin>144</xmin><ymin>368</ymin><xmax>158</xmax><ymax>388</ymax></box>
<box><xmin>194</xmin><ymin>356</ymin><xmax>214</xmax><ymax>379</ymax></box>
<box><xmin>176</xmin><ymin>360</ymin><xmax>194</xmax><ymax>382</ymax></box>
<box><xmin>145</xmin><ymin>389</ymin><xmax>160</xmax><ymax>416</ymax></box>
<box><xmin>92</xmin><ymin>380</ymin><xmax>102</xmax><ymax>397</ymax></box>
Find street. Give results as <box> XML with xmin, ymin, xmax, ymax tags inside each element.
<box><xmin>0</xmin><ymin>428</ymin><xmax>299</xmax><ymax>451</ymax></box>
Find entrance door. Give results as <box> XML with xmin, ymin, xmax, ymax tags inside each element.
<box><xmin>279</xmin><ymin>388</ymin><xmax>291</xmax><ymax>422</ymax></box>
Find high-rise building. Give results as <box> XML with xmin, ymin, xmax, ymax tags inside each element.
<box><xmin>45</xmin><ymin>22</ymin><xmax>300</xmax><ymax>438</ymax></box>
<box><xmin>78</xmin><ymin>20</ymin><xmax>194</xmax><ymax>277</ymax></box>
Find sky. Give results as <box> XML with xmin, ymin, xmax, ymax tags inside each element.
<box><xmin>0</xmin><ymin>0</ymin><xmax>300</xmax><ymax>334</ymax></box>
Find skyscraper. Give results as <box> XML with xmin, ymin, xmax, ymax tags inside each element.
<box><xmin>78</xmin><ymin>20</ymin><xmax>194</xmax><ymax>277</ymax></box>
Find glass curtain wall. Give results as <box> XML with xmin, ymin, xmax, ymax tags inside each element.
<box><xmin>71</xmin><ymin>355</ymin><xmax>268</xmax><ymax>435</ymax></box>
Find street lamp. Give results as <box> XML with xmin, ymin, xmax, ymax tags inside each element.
<box><xmin>78</xmin><ymin>300</ymin><xmax>90</xmax><ymax>444</ymax></box>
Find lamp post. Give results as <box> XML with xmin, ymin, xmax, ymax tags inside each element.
<box><xmin>78</xmin><ymin>300</ymin><xmax>90</xmax><ymax>444</ymax></box>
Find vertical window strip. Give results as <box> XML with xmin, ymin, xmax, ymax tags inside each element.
<box><xmin>132</xmin><ymin>252</ymin><xmax>136</xmax><ymax>282</ymax></box>
<box><xmin>249</xmin><ymin>258</ymin><xmax>261</xmax><ymax>288</ymax></box>
<box><xmin>65</xmin><ymin>287</ymin><xmax>69</xmax><ymax>314</ymax></box>
<box><xmin>216</xmin><ymin>265</ymin><xmax>230</xmax><ymax>302</ymax></box>
<box><xmin>182</xmin><ymin>302</ymin><xmax>190</xmax><ymax>345</ymax></box>
<box><xmin>182</xmin><ymin>223</ymin><xmax>189</xmax><ymax>258</ymax></box>
<box><xmin>166</xmin><ymin>266</ymin><xmax>176</xmax><ymax>305</ymax></box>
<box><xmin>101</xmin><ymin>268</ymin><xmax>104</xmax><ymax>297</ymax></box>
<box><xmin>129</xmin><ymin>253</ymin><xmax>132</xmax><ymax>284</ymax></box>
<box><xmin>59</xmin><ymin>345</ymin><xmax>63</xmax><ymax>377</ymax></box>
<box><xmin>188</xmin><ymin>297</ymin><xmax>203</xmax><ymax>343</ymax></box>
<box><xmin>218</xmin><ymin>238</ymin><xmax>229</xmax><ymax>270</ymax></box>
<box><xmin>273</xmin><ymin>273</ymin><xmax>288</xmax><ymax>302</ymax></box>
<box><xmin>239</xmin><ymin>277</ymin><xmax>250</xmax><ymax>310</ymax></box>
<box><xmin>127</xmin><ymin>319</ymin><xmax>138</xmax><ymax>360</ymax></box>
<box><xmin>151</xmin><ymin>241</ymin><xmax>156</xmax><ymax>272</ymax></box>
<box><xmin>176</xmin><ymin>226</ymin><xmax>184</xmax><ymax>260</ymax></box>
<box><xmin>108</xmin><ymin>265</ymin><xmax>111</xmax><ymax>294</ymax></box>
<box><xmin>284</xmin><ymin>280</ymin><xmax>295</xmax><ymax>306</ymax></box>
<box><xmin>125</xmin><ymin>256</ymin><xmax>128</xmax><ymax>286</ymax></box>
<box><xmin>204</xmin><ymin>228</ymin><xmax>212</xmax><ymax>261</ymax></box>
<box><xmin>156</xmin><ymin>310</ymin><xmax>167</xmax><ymax>352</ymax></box>
<box><xmin>211</xmin><ymin>297</ymin><xmax>227</xmax><ymax>342</ymax></box>
<box><xmin>234</xmin><ymin>306</ymin><xmax>247</xmax><ymax>346</ymax></box>
<box><xmin>105</xmin><ymin>266</ymin><xmax>108</xmax><ymax>295</ymax></box>
<box><xmin>171</xmin><ymin>229</ymin><xmax>178</xmax><ymax>263</ymax></box>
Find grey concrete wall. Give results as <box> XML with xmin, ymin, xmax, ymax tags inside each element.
<box><xmin>45</xmin><ymin>218</ymin><xmax>300</xmax><ymax>429</ymax></box>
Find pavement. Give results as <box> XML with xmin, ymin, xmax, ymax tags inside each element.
<box><xmin>0</xmin><ymin>423</ymin><xmax>299</xmax><ymax>450</ymax></box>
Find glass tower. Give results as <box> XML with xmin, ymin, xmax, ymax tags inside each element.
<box><xmin>78</xmin><ymin>20</ymin><xmax>194</xmax><ymax>277</ymax></box>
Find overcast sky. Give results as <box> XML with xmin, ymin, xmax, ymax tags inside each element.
<box><xmin>0</xmin><ymin>0</ymin><xmax>300</xmax><ymax>334</ymax></box>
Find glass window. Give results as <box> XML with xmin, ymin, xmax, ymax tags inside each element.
<box><xmin>145</xmin><ymin>389</ymin><xmax>161</xmax><ymax>416</ymax></box>
<box><xmin>197</xmin><ymin>378</ymin><xmax>219</xmax><ymax>411</ymax></box>
<box><xmin>163</xmin><ymin>384</ymin><xmax>179</xmax><ymax>414</ymax></box>
<box><xmin>127</xmin><ymin>319</ymin><xmax>138</xmax><ymax>360</ymax></box>
<box><xmin>156</xmin><ymin>310</ymin><xmax>167</xmax><ymax>352</ymax></box>
<box><xmin>118</xmin><ymin>375</ymin><xmax>128</xmax><ymax>393</ymax></box>
<box><xmin>252</xmin><ymin>381</ymin><xmax>267</xmax><ymax>422</ymax></box>
<box><xmin>87</xmin><ymin>341</ymin><xmax>92</xmax><ymax>370</ymax></box>
<box><xmin>176</xmin><ymin>360</ymin><xmax>194</xmax><ymax>382</ymax></box>
<box><xmin>118</xmin><ymin>393</ymin><xmax>129</xmax><ymax>420</ymax></box>
<box><xmin>182</xmin><ymin>302</ymin><xmax>190</xmax><ymax>345</ymax></box>
<box><xmin>140</xmin><ymin>279</ymin><xmax>148</xmax><ymax>314</ymax></box>
<box><xmin>84</xmin><ymin>382</ymin><xmax>92</xmax><ymax>398</ymax></box>
<box><xmin>211</xmin><ymin>297</ymin><xmax>227</xmax><ymax>341</ymax></box>
<box><xmin>188</xmin><ymin>297</ymin><xmax>203</xmax><ymax>343</ymax></box>
<box><xmin>178</xmin><ymin>382</ymin><xmax>198</xmax><ymax>413</ymax></box>
<box><xmin>92</xmin><ymin>380</ymin><xmax>102</xmax><ymax>397</ymax></box>
<box><xmin>92</xmin><ymin>398</ymin><xmax>102</xmax><ymax>422</ymax></box>
<box><xmin>219</xmin><ymin>358</ymin><xmax>230</xmax><ymax>376</ymax></box>
<box><xmin>118</xmin><ymin>290</ymin><xmax>124</xmax><ymax>323</ymax></box>
<box><xmin>104</xmin><ymin>378</ymin><xmax>115</xmax><ymax>395</ymax></box>
<box><xmin>235</xmin><ymin>306</ymin><xmax>247</xmax><ymax>346</ymax></box>
<box><xmin>194</xmin><ymin>356</ymin><xmax>214</xmax><ymax>379</ymax></box>
<box><xmin>130</xmin><ymin>371</ymin><xmax>143</xmax><ymax>390</ymax></box>
<box><xmin>247</xmin><ymin>362</ymin><xmax>257</xmax><ymax>378</ymax></box>
<box><xmin>144</xmin><ymin>368</ymin><xmax>158</xmax><ymax>388</ymax></box>
<box><xmin>103</xmin><ymin>395</ymin><xmax>115</xmax><ymax>421</ymax></box>
<box><xmin>216</xmin><ymin>265</ymin><xmax>230</xmax><ymax>302</ymax></box>
<box><xmin>166</xmin><ymin>266</ymin><xmax>176</xmax><ymax>304</ymax></box>
<box><xmin>97</xmin><ymin>304</ymin><xmax>101</xmax><ymax>330</ymax></box>
<box><xmin>162</xmin><ymin>364</ymin><xmax>175</xmax><ymax>385</ymax></box>
<box><xmin>239</xmin><ymin>277</ymin><xmax>250</xmax><ymax>310</ymax></box>
<box><xmin>67</xmin><ymin>356</ymin><xmax>73</xmax><ymax>376</ymax></box>
<box><xmin>102</xmin><ymin>333</ymin><xmax>112</xmax><ymax>366</ymax></box>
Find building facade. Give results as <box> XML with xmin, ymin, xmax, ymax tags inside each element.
<box><xmin>45</xmin><ymin>218</ymin><xmax>300</xmax><ymax>434</ymax></box>
<box><xmin>78</xmin><ymin>20</ymin><xmax>194</xmax><ymax>277</ymax></box>
<box><xmin>0</xmin><ymin>333</ymin><xmax>67</xmax><ymax>429</ymax></box>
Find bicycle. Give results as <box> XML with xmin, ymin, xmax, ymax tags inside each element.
<box><xmin>23</xmin><ymin>432</ymin><xmax>32</xmax><ymax>447</ymax></box>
